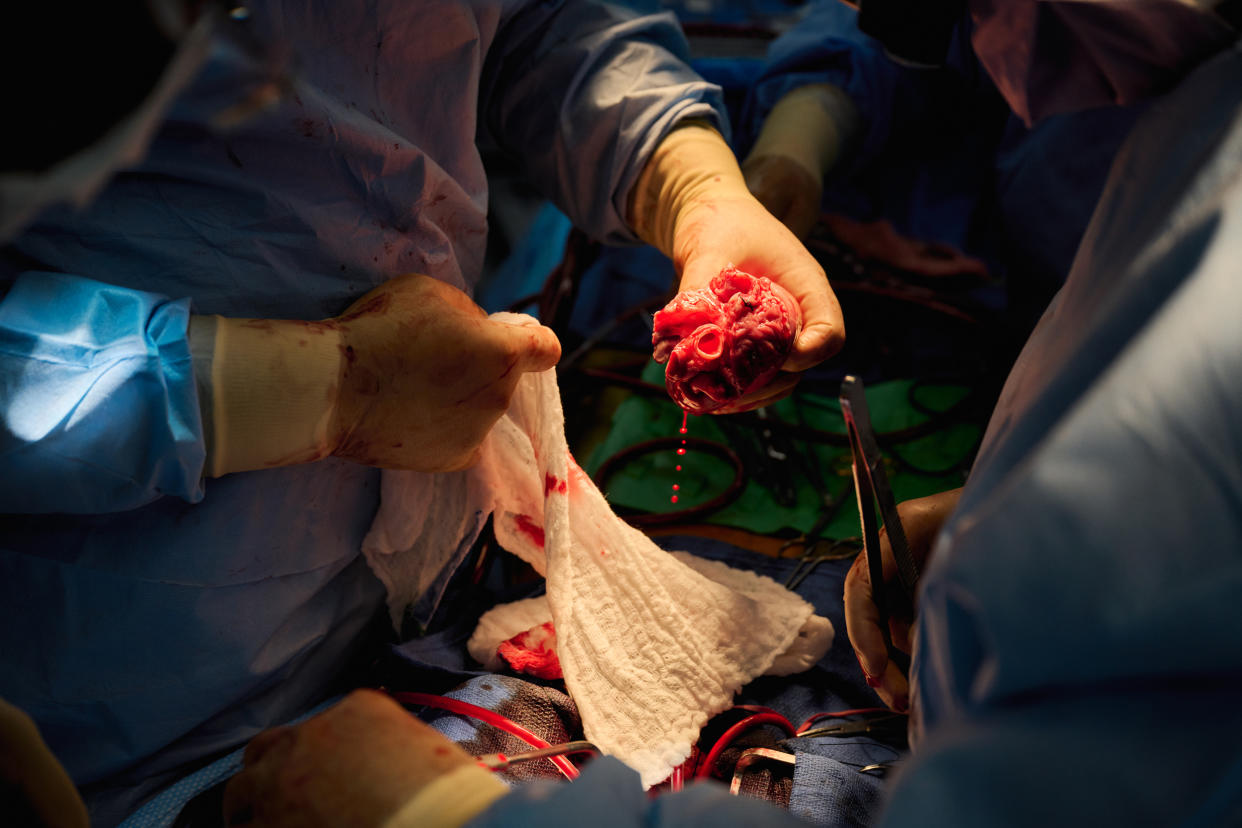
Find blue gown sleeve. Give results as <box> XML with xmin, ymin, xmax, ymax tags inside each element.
<box><xmin>883</xmin><ymin>43</ymin><xmax>1242</xmax><ymax>828</ymax></box>
<box><xmin>0</xmin><ymin>271</ymin><xmax>206</xmax><ymax>513</ymax></box>
<box><xmin>479</xmin><ymin>0</ymin><xmax>729</xmax><ymax>245</ymax></box>
<box><xmin>466</xmin><ymin>756</ymin><xmax>813</xmax><ymax>828</ymax></box>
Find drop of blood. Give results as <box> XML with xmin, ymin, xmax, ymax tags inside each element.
<box><xmin>673</xmin><ymin>411</ymin><xmax>689</xmax><ymax>503</ymax></box>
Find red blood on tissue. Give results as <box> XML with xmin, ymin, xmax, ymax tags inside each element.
<box><xmin>497</xmin><ymin>622</ymin><xmax>562</xmax><ymax>679</ymax></box>
<box><xmin>652</xmin><ymin>266</ymin><xmax>801</xmax><ymax>413</ymax></box>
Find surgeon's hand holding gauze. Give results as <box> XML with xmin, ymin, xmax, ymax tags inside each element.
<box><xmin>629</xmin><ymin>122</ymin><xmax>845</xmax><ymax>381</ymax></box>
<box><xmin>742</xmin><ymin>84</ymin><xmax>861</xmax><ymax>240</ymax></box>
<box><xmin>190</xmin><ymin>274</ymin><xmax>561</xmax><ymax>477</ymax></box>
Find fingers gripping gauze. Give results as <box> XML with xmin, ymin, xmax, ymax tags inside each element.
<box><xmin>363</xmin><ymin>314</ymin><xmax>832</xmax><ymax>786</ymax></box>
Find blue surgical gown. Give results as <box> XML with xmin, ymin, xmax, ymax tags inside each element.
<box><xmin>882</xmin><ymin>40</ymin><xmax>1242</xmax><ymax>826</ymax></box>
<box><xmin>0</xmin><ymin>2</ymin><xmax>725</xmax><ymax>823</ymax></box>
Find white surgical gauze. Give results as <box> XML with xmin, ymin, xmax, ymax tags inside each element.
<box><xmin>364</xmin><ymin>313</ymin><xmax>833</xmax><ymax>787</ymax></box>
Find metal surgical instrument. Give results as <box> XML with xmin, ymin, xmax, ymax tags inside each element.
<box><xmin>475</xmin><ymin>740</ymin><xmax>599</xmax><ymax>772</ymax></box>
<box><xmin>840</xmin><ymin>375</ymin><xmax>920</xmax><ymax>674</ymax></box>
<box><xmin>728</xmin><ymin>748</ymin><xmax>796</xmax><ymax>796</ymax></box>
<box><xmin>793</xmin><ymin>712</ymin><xmax>908</xmax><ymax>741</ymax></box>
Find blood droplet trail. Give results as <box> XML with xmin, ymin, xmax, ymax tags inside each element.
<box><xmin>673</xmin><ymin>411</ymin><xmax>690</xmax><ymax>503</ymax></box>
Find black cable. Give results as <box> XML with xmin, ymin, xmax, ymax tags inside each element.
<box><xmin>590</xmin><ymin>436</ymin><xmax>746</xmax><ymax>527</ymax></box>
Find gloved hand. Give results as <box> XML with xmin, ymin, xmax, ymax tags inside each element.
<box><xmin>0</xmin><ymin>699</ymin><xmax>88</xmax><ymax>828</ymax></box>
<box><xmin>222</xmin><ymin>690</ymin><xmax>508</xmax><ymax>828</ymax></box>
<box><xmin>741</xmin><ymin>154</ymin><xmax>824</xmax><ymax>243</ymax></box>
<box><xmin>843</xmin><ymin>487</ymin><xmax>962</xmax><ymax>712</ymax></box>
<box><xmin>741</xmin><ymin>84</ymin><xmax>860</xmax><ymax>241</ymax></box>
<box><xmin>192</xmin><ymin>274</ymin><xmax>561</xmax><ymax>476</ymax></box>
<box><xmin>631</xmin><ymin>122</ymin><xmax>845</xmax><ymax>412</ymax></box>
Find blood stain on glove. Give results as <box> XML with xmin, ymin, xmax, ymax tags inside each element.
<box><xmin>497</xmin><ymin>622</ymin><xmax>563</xmax><ymax>679</ymax></box>
<box><xmin>652</xmin><ymin>266</ymin><xmax>801</xmax><ymax>413</ymax></box>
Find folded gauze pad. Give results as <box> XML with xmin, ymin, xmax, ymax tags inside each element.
<box><xmin>363</xmin><ymin>314</ymin><xmax>832</xmax><ymax>787</ymax></box>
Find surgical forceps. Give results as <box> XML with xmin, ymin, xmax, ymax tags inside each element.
<box><xmin>840</xmin><ymin>375</ymin><xmax>920</xmax><ymax>674</ymax></box>
<box><xmin>475</xmin><ymin>740</ymin><xmax>599</xmax><ymax>772</ymax></box>
<box><xmin>793</xmin><ymin>712</ymin><xmax>908</xmax><ymax>743</ymax></box>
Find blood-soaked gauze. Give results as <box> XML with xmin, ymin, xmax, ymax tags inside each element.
<box><xmin>652</xmin><ymin>267</ymin><xmax>802</xmax><ymax>413</ymax></box>
<box><xmin>497</xmin><ymin>621</ymin><xmax>562</xmax><ymax>680</ymax></box>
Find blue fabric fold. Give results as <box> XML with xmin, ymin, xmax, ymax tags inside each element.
<box><xmin>0</xmin><ymin>271</ymin><xmax>204</xmax><ymax>512</ymax></box>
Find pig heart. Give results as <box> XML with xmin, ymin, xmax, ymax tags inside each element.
<box><xmin>652</xmin><ymin>266</ymin><xmax>801</xmax><ymax>413</ymax></box>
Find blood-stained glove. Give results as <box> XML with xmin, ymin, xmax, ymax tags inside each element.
<box><xmin>630</xmin><ymin>122</ymin><xmax>845</xmax><ymax>413</ymax></box>
<box><xmin>844</xmin><ymin>487</ymin><xmax>962</xmax><ymax>712</ymax></box>
<box><xmin>191</xmin><ymin>274</ymin><xmax>561</xmax><ymax>476</ymax></box>
<box><xmin>741</xmin><ymin>84</ymin><xmax>860</xmax><ymax>241</ymax></box>
<box><xmin>223</xmin><ymin>690</ymin><xmax>508</xmax><ymax>828</ymax></box>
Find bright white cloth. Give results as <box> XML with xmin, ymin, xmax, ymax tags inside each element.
<box><xmin>468</xmin><ymin>567</ymin><xmax>834</xmax><ymax>680</ymax></box>
<box><xmin>364</xmin><ymin>314</ymin><xmax>832</xmax><ymax>786</ymax></box>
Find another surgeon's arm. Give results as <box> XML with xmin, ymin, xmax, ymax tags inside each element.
<box><xmin>630</xmin><ymin>122</ymin><xmax>845</xmax><ymax>410</ymax></box>
<box><xmin>742</xmin><ymin>84</ymin><xmax>861</xmax><ymax>240</ymax></box>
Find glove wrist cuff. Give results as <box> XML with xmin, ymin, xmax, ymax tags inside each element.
<box><xmin>191</xmin><ymin>314</ymin><xmax>343</xmax><ymax>477</ymax></box>
<box><xmin>747</xmin><ymin>83</ymin><xmax>860</xmax><ymax>183</ymax></box>
<box><xmin>381</xmin><ymin>764</ymin><xmax>509</xmax><ymax>828</ymax></box>
<box><xmin>630</xmin><ymin>122</ymin><xmax>751</xmax><ymax>258</ymax></box>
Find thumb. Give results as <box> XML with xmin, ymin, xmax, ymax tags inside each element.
<box><xmin>494</xmin><ymin>316</ymin><xmax>562</xmax><ymax>373</ymax></box>
<box><xmin>676</xmin><ymin>246</ymin><xmax>720</xmax><ymax>294</ymax></box>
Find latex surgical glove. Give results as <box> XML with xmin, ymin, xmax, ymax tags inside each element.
<box><xmin>741</xmin><ymin>84</ymin><xmax>860</xmax><ymax>241</ymax></box>
<box><xmin>191</xmin><ymin>274</ymin><xmax>561</xmax><ymax>476</ymax></box>
<box><xmin>843</xmin><ymin>487</ymin><xmax>962</xmax><ymax>712</ymax></box>
<box><xmin>631</xmin><ymin>122</ymin><xmax>845</xmax><ymax>412</ymax></box>
<box><xmin>0</xmin><ymin>699</ymin><xmax>88</xmax><ymax>828</ymax></box>
<box><xmin>222</xmin><ymin>690</ymin><xmax>508</xmax><ymax>828</ymax></box>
